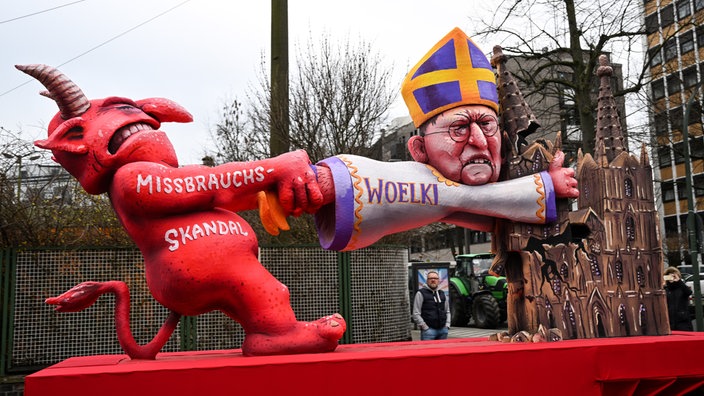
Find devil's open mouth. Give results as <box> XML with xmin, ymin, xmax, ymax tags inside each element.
<box><xmin>108</xmin><ymin>122</ymin><xmax>155</xmax><ymax>154</ymax></box>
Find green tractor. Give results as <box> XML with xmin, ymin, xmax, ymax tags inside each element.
<box><xmin>449</xmin><ymin>253</ymin><xmax>507</xmax><ymax>328</ymax></box>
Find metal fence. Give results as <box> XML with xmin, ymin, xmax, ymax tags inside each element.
<box><xmin>0</xmin><ymin>245</ymin><xmax>410</xmax><ymax>375</ymax></box>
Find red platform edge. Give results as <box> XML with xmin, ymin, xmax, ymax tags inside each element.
<box><xmin>25</xmin><ymin>332</ymin><xmax>704</xmax><ymax>396</ymax></box>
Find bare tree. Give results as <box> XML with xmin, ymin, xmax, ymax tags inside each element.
<box><xmin>287</xmin><ymin>34</ymin><xmax>396</xmax><ymax>162</ymax></box>
<box><xmin>211</xmin><ymin>97</ymin><xmax>269</xmax><ymax>162</ymax></box>
<box><xmin>209</xmin><ymin>33</ymin><xmax>396</xmax><ymax>244</ymax></box>
<box><xmin>212</xmin><ymin>33</ymin><xmax>396</xmax><ymax>164</ymax></box>
<box><xmin>474</xmin><ymin>0</ymin><xmax>653</xmax><ymax>155</ymax></box>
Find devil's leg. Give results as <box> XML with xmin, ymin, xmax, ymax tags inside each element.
<box><xmin>219</xmin><ymin>257</ymin><xmax>345</xmax><ymax>356</ymax></box>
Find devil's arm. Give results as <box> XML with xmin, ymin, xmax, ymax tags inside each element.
<box><xmin>111</xmin><ymin>150</ymin><xmax>320</xmax><ymax>217</ymax></box>
<box><xmin>313</xmin><ymin>155</ymin><xmax>556</xmax><ymax>251</ymax></box>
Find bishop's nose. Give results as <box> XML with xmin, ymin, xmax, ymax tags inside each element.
<box><xmin>466</xmin><ymin>122</ymin><xmax>488</xmax><ymax>149</ymax></box>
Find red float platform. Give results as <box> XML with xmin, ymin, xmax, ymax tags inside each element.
<box><xmin>25</xmin><ymin>332</ymin><xmax>704</xmax><ymax>396</ymax></box>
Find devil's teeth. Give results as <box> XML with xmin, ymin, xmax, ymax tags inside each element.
<box><xmin>108</xmin><ymin>122</ymin><xmax>154</xmax><ymax>154</ymax></box>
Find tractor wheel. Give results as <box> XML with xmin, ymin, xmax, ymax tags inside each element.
<box><xmin>450</xmin><ymin>286</ymin><xmax>469</xmax><ymax>327</ymax></box>
<box><xmin>472</xmin><ymin>294</ymin><xmax>502</xmax><ymax>329</ymax></box>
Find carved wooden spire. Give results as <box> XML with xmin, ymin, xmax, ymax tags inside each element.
<box><xmin>641</xmin><ymin>143</ymin><xmax>650</xmax><ymax>167</ymax></box>
<box><xmin>491</xmin><ymin>45</ymin><xmax>540</xmax><ymax>154</ymax></box>
<box><xmin>595</xmin><ymin>55</ymin><xmax>626</xmax><ymax>165</ymax></box>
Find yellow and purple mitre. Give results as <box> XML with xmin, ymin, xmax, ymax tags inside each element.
<box><xmin>401</xmin><ymin>27</ymin><xmax>499</xmax><ymax>127</ymax></box>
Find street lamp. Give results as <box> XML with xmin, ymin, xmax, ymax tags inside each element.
<box><xmin>2</xmin><ymin>151</ymin><xmax>41</xmax><ymax>200</ymax></box>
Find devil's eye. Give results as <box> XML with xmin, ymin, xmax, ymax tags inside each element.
<box><xmin>65</xmin><ymin>126</ymin><xmax>84</xmax><ymax>140</ymax></box>
<box><xmin>116</xmin><ymin>105</ymin><xmax>135</xmax><ymax>110</ymax></box>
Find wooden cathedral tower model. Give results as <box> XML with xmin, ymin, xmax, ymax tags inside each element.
<box><xmin>489</xmin><ymin>49</ymin><xmax>670</xmax><ymax>339</ymax></box>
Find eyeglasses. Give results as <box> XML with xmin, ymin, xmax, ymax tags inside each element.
<box><xmin>424</xmin><ymin>114</ymin><xmax>499</xmax><ymax>142</ymax></box>
<box><xmin>427</xmin><ymin>277</ymin><xmax>440</xmax><ymax>281</ymax></box>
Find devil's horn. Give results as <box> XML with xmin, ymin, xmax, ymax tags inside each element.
<box><xmin>16</xmin><ymin>64</ymin><xmax>90</xmax><ymax>119</ymax></box>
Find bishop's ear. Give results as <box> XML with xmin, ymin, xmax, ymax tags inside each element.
<box><xmin>407</xmin><ymin>135</ymin><xmax>429</xmax><ymax>163</ymax></box>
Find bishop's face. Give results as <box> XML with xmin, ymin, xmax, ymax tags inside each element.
<box><xmin>420</xmin><ymin>105</ymin><xmax>501</xmax><ymax>186</ymax></box>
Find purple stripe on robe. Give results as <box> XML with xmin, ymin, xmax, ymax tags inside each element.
<box><xmin>540</xmin><ymin>171</ymin><xmax>557</xmax><ymax>223</ymax></box>
<box><xmin>315</xmin><ymin>157</ymin><xmax>355</xmax><ymax>250</ymax></box>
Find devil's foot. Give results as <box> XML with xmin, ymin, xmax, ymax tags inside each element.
<box><xmin>242</xmin><ymin>313</ymin><xmax>346</xmax><ymax>356</ymax></box>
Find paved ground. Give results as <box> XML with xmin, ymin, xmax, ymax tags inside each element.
<box><xmin>410</xmin><ymin>323</ymin><xmax>508</xmax><ymax>341</ymax></box>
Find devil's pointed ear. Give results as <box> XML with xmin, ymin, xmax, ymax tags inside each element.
<box><xmin>407</xmin><ymin>135</ymin><xmax>429</xmax><ymax>163</ymax></box>
<box><xmin>34</xmin><ymin>137</ymin><xmax>88</xmax><ymax>154</ymax></box>
<box><xmin>136</xmin><ymin>98</ymin><xmax>193</xmax><ymax>124</ymax></box>
<box><xmin>34</xmin><ymin>117</ymin><xmax>89</xmax><ymax>154</ymax></box>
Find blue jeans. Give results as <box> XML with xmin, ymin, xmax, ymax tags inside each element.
<box><xmin>421</xmin><ymin>327</ymin><xmax>448</xmax><ymax>340</ymax></box>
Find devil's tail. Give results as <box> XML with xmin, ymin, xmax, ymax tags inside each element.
<box><xmin>46</xmin><ymin>280</ymin><xmax>181</xmax><ymax>359</ymax></box>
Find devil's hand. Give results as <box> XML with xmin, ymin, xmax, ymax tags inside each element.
<box><xmin>45</xmin><ymin>281</ymin><xmax>106</xmax><ymax>312</ymax></box>
<box><xmin>274</xmin><ymin>150</ymin><xmax>325</xmax><ymax>217</ymax></box>
<box><xmin>549</xmin><ymin>151</ymin><xmax>579</xmax><ymax>199</ymax></box>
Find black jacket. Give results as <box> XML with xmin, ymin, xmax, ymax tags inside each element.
<box><xmin>417</xmin><ymin>287</ymin><xmax>447</xmax><ymax>330</ymax></box>
<box><xmin>665</xmin><ymin>279</ymin><xmax>693</xmax><ymax>331</ymax></box>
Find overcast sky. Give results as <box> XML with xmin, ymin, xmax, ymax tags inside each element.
<box><xmin>1</xmin><ymin>0</ymin><xmax>500</xmax><ymax>164</ymax></box>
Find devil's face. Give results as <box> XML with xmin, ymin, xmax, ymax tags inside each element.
<box><xmin>38</xmin><ymin>96</ymin><xmax>192</xmax><ymax>194</ymax></box>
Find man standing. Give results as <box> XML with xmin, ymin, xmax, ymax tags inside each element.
<box><xmin>412</xmin><ymin>271</ymin><xmax>451</xmax><ymax>340</ymax></box>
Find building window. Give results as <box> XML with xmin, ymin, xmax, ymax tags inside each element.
<box><xmin>662</xmin><ymin>4</ymin><xmax>676</xmax><ymax>26</ymax></box>
<box><xmin>673</xmin><ymin>141</ymin><xmax>685</xmax><ymax>163</ymax></box>
<box><xmin>670</xmin><ymin>107</ymin><xmax>684</xmax><ymax>129</ymax></box>
<box><xmin>565</xmin><ymin>302</ymin><xmax>578</xmax><ymax>337</ymax></box>
<box><xmin>646</xmin><ymin>13</ymin><xmax>659</xmax><ymax>34</ymax></box>
<box><xmin>676</xmin><ymin>178</ymin><xmax>689</xmax><ymax>200</ymax></box>
<box><xmin>694</xmin><ymin>174</ymin><xmax>704</xmax><ymax>196</ymax></box>
<box><xmin>677</xmin><ymin>0</ymin><xmax>692</xmax><ymax>19</ymax></box>
<box><xmin>625</xmin><ymin>178</ymin><xmax>634</xmax><ymax>197</ymax></box>
<box><xmin>639</xmin><ymin>305</ymin><xmax>648</xmax><ymax>334</ymax></box>
<box><xmin>655</xmin><ymin>112</ymin><xmax>669</xmax><ymax>137</ymax></box>
<box><xmin>626</xmin><ymin>216</ymin><xmax>636</xmax><ymax>241</ymax></box>
<box><xmin>664</xmin><ymin>216</ymin><xmax>679</xmax><ymax>234</ymax></box>
<box><xmin>698</xmin><ymin>26</ymin><xmax>704</xmax><ymax>48</ymax></box>
<box><xmin>688</xmin><ymin>100</ymin><xmax>702</xmax><ymax>125</ymax></box>
<box><xmin>658</xmin><ymin>146</ymin><xmax>672</xmax><ymax>167</ymax></box>
<box><xmin>561</xmin><ymin>87</ymin><xmax>575</xmax><ymax>107</ymax></box>
<box><xmin>552</xmin><ymin>278</ymin><xmax>562</xmax><ymax>296</ymax></box>
<box><xmin>637</xmin><ymin>266</ymin><xmax>645</xmax><ymax>287</ymax></box>
<box><xmin>691</xmin><ymin>137</ymin><xmax>704</xmax><ymax>160</ymax></box>
<box><xmin>619</xmin><ymin>305</ymin><xmax>629</xmax><ymax>334</ymax></box>
<box><xmin>697</xmin><ymin>0</ymin><xmax>704</xmax><ymax>11</ymax></box>
<box><xmin>545</xmin><ymin>301</ymin><xmax>556</xmax><ymax>327</ymax></box>
<box><xmin>667</xmin><ymin>74</ymin><xmax>682</xmax><ymax>95</ymax></box>
<box><xmin>683</xmin><ymin>66</ymin><xmax>698</xmax><ymax>88</ymax></box>
<box><xmin>664</xmin><ymin>38</ymin><xmax>678</xmax><ymax>61</ymax></box>
<box><xmin>649</xmin><ymin>47</ymin><xmax>662</xmax><ymax>67</ymax></box>
<box><xmin>589</xmin><ymin>254</ymin><xmax>602</xmax><ymax>277</ymax></box>
<box><xmin>662</xmin><ymin>180</ymin><xmax>675</xmax><ymax>202</ymax></box>
<box><xmin>680</xmin><ymin>31</ymin><xmax>695</xmax><ymax>54</ymax></box>
<box><xmin>616</xmin><ymin>261</ymin><xmax>624</xmax><ymax>283</ymax></box>
<box><xmin>652</xmin><ymin>79</ymin><xmax>665</xmax><ymax>100</ymax></box>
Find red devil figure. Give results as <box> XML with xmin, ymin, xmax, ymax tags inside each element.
<box><xmin>18</xmin><ymin>64</ymin><xmax>345</xmax><ymax>358</ymax></box>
